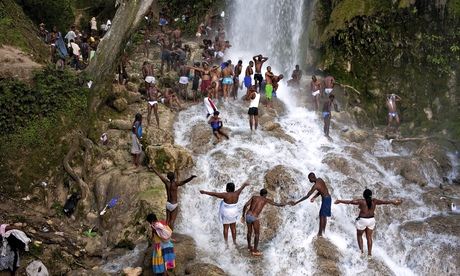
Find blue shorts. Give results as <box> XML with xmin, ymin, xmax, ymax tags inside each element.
<box><xmin>222</xmin><ymin>77</ymin><xmax>233</xmax><ymax>85</ymax></box>
<box><xmin>246</xmin><ymin>214</ymin><xmax>258</xmax><ymax>224</ymax></box>
<box><xmin>244</xmin><ymin>76</ymin><xmax>252</xmax><ymax>88</ymax></box>
<box><xmin>322</xmin><ymin>112</ymin><xmax>330</xmax><ymax>119</ymax></box>
<box><xmin>320</xmin><ymin>196</ymin><xmax>331</xmax><ymax>217</ymax></box>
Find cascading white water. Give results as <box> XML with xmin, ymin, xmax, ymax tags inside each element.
<box><xmin>174</xmin><ymin>1</ymin><xmax>459</xmax><ymax>275</ymax></box>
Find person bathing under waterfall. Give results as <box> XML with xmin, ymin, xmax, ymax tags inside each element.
<box><xmin>264</xmin><ymin>66</ymin><xmax>275</xmax><ymax>108</ymax></box>
<box><xmin>200</xmin><ymin>182</ymin><xmax>250</xmax><ymax>245</ymax></box>
<box><xmin>386</xmin><ymin>93</ymin><xmax>401</xmax><ymax>131</ymax></box>
<box><xmin>248</xmin><ymin>85</ymin><xmax>260</xmax><ymax>131</ymax></box>
<box><xmin>242</xmin><ymin>188</ymin><xmax>289</xmax><ymax>256</ymax></box>
<box><xmin>244</xmin><ymin>60</ymin><xmax>254</xmax><ymax>97</ymax></box>
<box><xmin>290</xmin><ymin>172</ymin><xmax>332</xmax><ymax>237</ymax></box>
<box><xmin>149</xmin><ymin>166</ymin><xmax>197</xmax><ymax>230</ymax></box>
<box><xmin>253</xmin><ymin>54</ymin><xmax>268</xmax><ymax>91</ymax></box>
<box><xmin>335</xmin><ymin>189</ymin><xmax>402</xmax><ymax>256</ymax></box>
<box><xmin>208</xmin><ymin>111</ymin><xmax>230</xmax><ymax>144</ymax></box>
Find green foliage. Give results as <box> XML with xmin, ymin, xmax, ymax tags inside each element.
<box><xmin>16</xmin><ymin>0</ymin><xmax>74</xmax><ymax>31</ymax></box>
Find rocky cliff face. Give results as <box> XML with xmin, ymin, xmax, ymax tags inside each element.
<box><xmin>309</xmin><ymin>0</ymin><xmax>460</xmax><ymax>140</ymax></box>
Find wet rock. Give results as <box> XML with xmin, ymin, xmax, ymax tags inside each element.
<box><xmin>126</xmin><ymin>91</ymin><xmax>143</xmax><ymax>104</ymax></box>
<box><xmin>143</xmin><ymin>127</ymin><xmax>174</xmax><ymax>146</ymax></box>
<box><xmin>312</xmin><ymin>238</ymin><xmax>341</xmax><ymax>276</ymax></box>
<box><xmin>322</xmin><ymin>153</ymin><xmax>352</xmax><ymax>176</ymax></box>
<box><xmin>188</xmin><ymin>123</ymin><xmax>213</xmax><ymax>154</ymax></box>
<box><xmin>185</xmin><ymin>262</ymin><xmax>227</xmax><ymax>275</ymax></box>
<box><xmin>109</xmin><ymin>119</ymin><xmax>132</xmax><ymax>130</ymax></box>
<box><xmin>263</xmin><ymin>121</ymin><xmax>280</xmax><ymax>131</ymax></box>
<box><xmin>113</xmin><ymin>98</ymin><xmax>128</xmax><ymax>112</ymax></box>
<box><xmin>264</xmin><ymin>165</ymin><xmax>303</xmax><ymax>201</ymax></box>
<box><xmin>145</xmin><ymin>143</ymin><xmax>194</xmax><ymax>173</ymax></box>
<box><xmin>342</xmin><ymin>129</ymin><xmax>369</xmax><ymax>143</ymax></box>
<box><xmin>126</xmin><ymin>82</ymin><xmax>139</xmax><ymax>92</ymax></box>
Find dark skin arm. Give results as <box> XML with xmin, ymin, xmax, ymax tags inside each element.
<box><xmin>292</xmin><ymin>185</ymin><xmax>317</xmax><ymax>205</ymax></box>
<box><xmin>266</xmin><ymin>198</ymin><xmax>286</xmax><ymax>207</ymax></box>
<box><xmin>177</xmin><ymin>175</ymin><xmax>197</xmax><ymax>186</ymax></box>
<box><xmin>199</xmin><ymin>190</ymin><xmax>226</xmax><ymax>198</ymax></box>
<box><xmin>334</xmin><ymin>199</ymin><xmax>360</xmax><ymax>205</ymax></box>
<box><xmin>375</xmin><ymin>199</ymin><xmax>402</xmax><ymax>205</ymax></box>
<box><xmin>310</xmin><ymin>192</ymin><xmax>321</xmax><ymax>202</ymax></box>
<box><xmin>261</xmin><ymin>57</ymin><xmax>268</xmax><ymax>62</ymax></box>
<box><xmin>149</xmin><ymin>166</ymin><xmax>170</xmax><ymax>185</ymax></box>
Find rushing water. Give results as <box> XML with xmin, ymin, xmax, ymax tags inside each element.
<box><xmin>174</xmin><ymin>0</ymin><xmax>459</xmax><ymax>275</ymax></box>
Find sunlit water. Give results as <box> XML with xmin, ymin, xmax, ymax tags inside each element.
<box><xmin>173</xmin><ymin>0</ymin><xmax>459</xmax><ymax>275</ymax></box>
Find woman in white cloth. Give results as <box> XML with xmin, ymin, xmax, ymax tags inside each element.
<box><xmin>200</xmin><ymin>182</ymin><xmax>249</xmax><ymax>245</ymax></box>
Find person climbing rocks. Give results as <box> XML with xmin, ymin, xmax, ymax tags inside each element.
<box><xmin>290</xmin><ymin>64</ymin><xmax>302</xmax><ymax>87</ymax></box>
<box><xmin>253</xmin><ymin>54</ymin><xmax>268</xmax><ymax>92</ymax></box>
<box><xmin>247</xmin><ymin>85</ymin><xmax>260</xmax><ymax>131</ymax></box>
<box><xmin>146</xmin><ymin>213</ymin><xmax>176</xmax><ymax>275</ymax></box>
<box><xmin>242</xmin><ymin>188</ymin><xmax>288</xmax><ymax>256</ymax></box>
<box><xmin>232</xmin><ymin>60</ymin><xmax>243</xmax><ymax>100</ymax></box>
<box><xmin>142</xmin><ymin>61</ymin><xmax>155</xmax><ymax>91</ymax></box>
<box><xmin>290</xmin><ymin>172</ymin><xmax>332</xmax><ymax>237</ymax></box>
<box><xmin>131</xmin><ymin>113</ymin><xmax>143</xmax><ymax>168</ymax></box>
<box><xmin>322</xmin><ymin>94</ymin><xmax>339</xmax><ymax>138</ymax></box>
<box><xmin>149</xmin><ymin>167</ymin><xmax>197</xmax><ymax>230</ymax></box>
<box><xmin>310</xmin><ymin>75</ymin><xmax>322</xmax><ymax>111</ymax></box>
<box><xmin>335</xmin><ymin>189</ymin><xmax>402</xmax><ymax>256</ymax></box>
<box><xmin>386</xmin><ymin>93</ymin><xmax>401</xmax><ymax>131</ymax></box>
<box><xmin>204</xmin><ymin>87</ymin><xmax>218</xmax><ymax>118</ymax></box>
<box><xmin>147</xmin><ymin>83</ymin><xmax>161</xmax><ymax>128</ymax></box>
<box><xmin>221</xmin><ymin>61</ymin><xmax>234</xmax><ymax>101</ymax></box>
<box><xmin>264</xmin><ymin>66</ymin><xmax>275</xmax><ymax>108</ymax></box>
<box><xmin>272</xmin><ymin>73</ymin><xmax>284</xmax><ymax>98</ymax></box>
<box><xmin>200</xmin><ymin>182</ymin><xmax>250</xmax><ymax>245</ymax></box>
<box><xmin>323</xmin><ymin>75</ymin><xmax>335</xmax><ymax>95</ymax></box>
<box><xmin>208</xmin><ymin>111</ymin><xmax>229</xmax><ymax>144</ymax></box>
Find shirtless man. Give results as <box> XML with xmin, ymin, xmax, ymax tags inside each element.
<box><xmin>189</xmin><ymin>63</ymin><xmax>218</xmax><ymax>95</ymax></box>
<box><xmin>247</xmin><ymin>85</ymin><xmax>260</xmax><ymax>131</ymax></box>
<box><xmin>242</xmin><ymin>188</ymin><xmax>288</xmax><ymax>256</ymax></box>
<box><xmin>324</xmin><ymin>75</ymin><xmax>335</xmax><ymax>95</ymax></box>
<box><xmin>221</xmin><ymin>62</ymin><xmax>234</xmax><ymax>101</ymax></box>
<box><xmin>232</xmin><ymin>60</ymin><xmax>243</xmax><ymax>100</ymax></box>
<box><xmin>163</xmin><ymin>86</ymin><xmax>182</xmax><ymax>111</ymax></box>
<box><xmin>200</xmin><ymin>182</ymin><xmax>250</xmax><ymax>245</ymax></box>
<box><xmin>322</xmin><ymin>94</ymin><xmax>339</xmax><ymax>138</ymax></box>
<box><xmin>386</xmin><ymin>93</ymin><xmax>401</xmax><ymax>130</ymax></box>
<box><xmin>142</xmin><ymin>61</ymin><xmax>155</xmax><ymax>90</ymax></box>
<box><xmin>253</xmin><ymin>54</ymin><xmax>268</xmax><ymax>91</ymax></box>
<box><xmin>291</xmin><ymin>172</ymin><xmax>332</xmax><ymax>237</ymax></box>
<box><xmin>291</xmin><ymin>64</ymin><xmax>302</xmax><ymax>86</ymax></box>
<box><xmin>147</xmin><ymin>83</ymin><xmax>161</xmax><ymax>128</ymax></box>
<box><xmin>244</xmin><ymin>61</ymin><xmax>254</xmax><ymax>96</ymax></box>
<box><xmin>310</xmin><ymin>75</ymin><xmax>322</xmax><ymax>111</ymax></box>
<box><xmin>272</xmin><ymin>74</ymin><xmax>284</xmax><ymax>98</ymax></box>
<box><xmin>178</xmin><ymin>64</ymin><xmax>189</xmax><ymax>100</ymax></box>
<box><xmin>171</xmin><ymin>26</ymin><xmax>182</xmax><ymax>47</ymax></box>
<box><xmin>264</xmin><ymin>66</ymin><xmax>275</xmax><ymax>108</ymax></box>
<box><xmin>210</xmin><ymin>67</ymin><xmax>221</xmax><ymax>98</ymax></box>
<box><xmin>159</xmin><ymin>36</ymin><xmax>172</xmax><ymax>74</ymax></box>
<box><xmin>149</xmin><ymin>166</ymin><xmax>197</xmax><ymax>230</ymax></box>
<box><xmin>335</xmin><ymin>189</ymin><xmax>402</xmax><ymax>256</ymax></box>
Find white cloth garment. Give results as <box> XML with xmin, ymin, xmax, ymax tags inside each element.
<box><xmin>219</xmin><ymin>201</ymin><xmax>239</xmax><ymax>224</ymax></box>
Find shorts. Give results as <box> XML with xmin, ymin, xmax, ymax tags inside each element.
<box><xmin>322</xmin><ymin>112</ymin><xmax>330</xmax><ymax>119</ymax></box>
<box><xmin>319</xmin><ymin>196</ymin><xmax>331</xmax><ymax>217</ymax></box>
<box><xmin>222</xmin><ymin>77</ymin><xmax>233</xmax><ymax>85</ymax></box>
<box><xmin>312</xmin><ymin>90</ymin><xmax>320</xmax><ymax>97</ymax></box>
<box><xmin>201</xmin><ymin>80</ymin><xmax>211</xmax><ymax>92</ymax></box>
<box><xmin>355</xmin><ymin>217</ymin><xmax>376</xmax><ymax>230</ymax></box>
<box><xmin>325</xmin><ymin>88</ymin><xmax>333</xmax><ymax>95</ymax></box>
<box><xmin>192</xmin><ymin>77</ymin><xmax>200</xmax><ymax>91</ymax></box>
<box><xmin>389</xmin><ymin>112</ymin><xmax>398</xmax><ymax>118</ymax></box>
<box><xmin>246</xmin><ymin>214</ymin><xmax>258</xmax><ymax>224</ymax></box>
<box><xmin>265</xmin><ymin>84</ymin><xmax>273</xmax><ymax>100</ymax></box>
<box><xmin>159</xmin><ymin>18</ymin><xmax>168</xmax><ymax>26</ymax></box>
<box><xmin>248</xmin><ymin>107</ymin><xmax>258</xmax><ymax>115</ymax></box>
<box><xmin>254</xmin><ymin>73</ymin><xmax>263</xmax><ymax>83</ymax></box>
<box><xmin>244</xmin><ymin>76</ymin><xmax>252</xmax><ymax>88</ymax></box>
<box><xmin>148</xmin><ymin>101</ymin><xmax>158</xmax><ymax>106</ymax></box>
<box><xmin>179</xmin><ymin>76</ymin><xmax>188</xmax><ymax>85</ymax></box>
<box><xmin>145</xmin><ymin>76</ymin><xmax>156</xmax><ymax>84</ymax></box>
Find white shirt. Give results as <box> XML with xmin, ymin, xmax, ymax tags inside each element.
<box><xmin>70</xmin><ymin>42</ymin><xmax>80</xmax><ymax>56</ymax></box>
<box><xmin>249</xmin><ymin>92</ymin><xmax>260</xmax><ymax>108</ymax></box>
<box><xmin>65</xmin><ymin>30</ymin><xmax>76</xmax><ymax>42</ymax></box>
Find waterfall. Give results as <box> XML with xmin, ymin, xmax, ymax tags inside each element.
<box><xmin>173</xmin><ymin>1</ymin><xmax>458</xmax><ymax>275</ymax></box>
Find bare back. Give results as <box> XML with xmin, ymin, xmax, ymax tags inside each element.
<box><xmin>313</xmin><ymin>178</ymin><xmax>330</xmax><ymax>197</ymax></box>
<box><xmin>247</xmin><ymin>196</ymin><xmax>269</xmax><ymax>217</ymax></box>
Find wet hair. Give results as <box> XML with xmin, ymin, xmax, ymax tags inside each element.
<box><xmin>295</xmin><ymin>64</ymin><xmax>299</xmax><ymax>68</ymax></box>
<box><xmin>135</xmin><ymin>113</ymin><xmax>142</xmax><ymax>122</ymax></box>
<box><xmin>363</xmin><ymin>189</ymin><xmax>373</xmax><ymax>209</ymax></box>
<box><xmin>260</xmin><ymin>188</ymin><xmax>268</xmax><ymax>196</ymax></box>
<box><xmin>329</xmin><ymin>94</ymin><xmax>335</xmax><ymax>100</ymax></box>
<box><xmin>226</xmin><ymin>182</ymin><xmax>235</xmax><ymax>192</ymax></box>
<box><xmin>308</xmin><ymin>172</ymin><xmax>315</xmax><ymax>179</ymax></box>
<box><xmin>146</xmin><ymin>213</ymin><xmax>157</xmax><ymax>223</ymax></box>
<box><xmin>267</xmin><ymin>66</ymin><xmax>271</xmax><ymax>71</ymax></box>
<box><xmin>249</xmin><ymin>61</ymin><xmax>254</xmax><ymax>65</ymax></box>
<box><xmin>279</xmin><ymin>74</ymin><xmax>284</xmax><ymax>79</ymax></box>
<box><xmin>227</xmin><ymin>59</ymin><xmax>232</xmax><ymax>64</ymax></box>
<box><xmin>238</xmin><ymin>60</ymin><xmax>242</xmax><ymax>64</ymax></box>
<box><xmin>167</xmin><ymin>172</ymin><xmax>175</xmax><ymax>181</ymax></box>
<box><xmin>213</xmin><ymin>110</ymin><xmax>220</xmax><ymax>116</ymax></box>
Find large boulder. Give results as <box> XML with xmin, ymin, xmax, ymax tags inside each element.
<box><xmin>313</xmin><ymin>238</ymin><xmax>341</xmax><ymax>276</ymax></box>
<box><xmin>185</xmin><ymin>263</ymin><xmax>227</xmax><ymax>276</ymax></box>
<box><xmin>188</xmin><ymin>123</ymin><xmax>213</xmax><ymax>154</ymax></box>
<box><xmin>143</xmin><ymin>127</ymin><xmax>174</xmax><ymax>146</ymax></box>
<box><xmin>342</xmin><ymin>129</ymin><xmax>369</xmax><ymax>143</ymax></box>
<box><xmin>145</xmin><ymin>144</ymin><xmax>194</xmax><ymax>172</ymax></box>
<box><xmin>322</xmin><ymin>153</ymin><xmax>353</xmax><ymax>176</ymax></box>
<box><xmin>109</xmin><ymin>119</ymin><xmax>132</xmax><ymax>130</ymax></box>
<box><xmin>113</xmin><ymin>98</ymin><xmax>128</xmax><ymax>112</ymax></box>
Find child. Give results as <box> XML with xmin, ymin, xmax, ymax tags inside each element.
<box><xmin>208</xmin><ymin>111</ymin><xmax>229</xmax><ymax>144</ymax></box>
